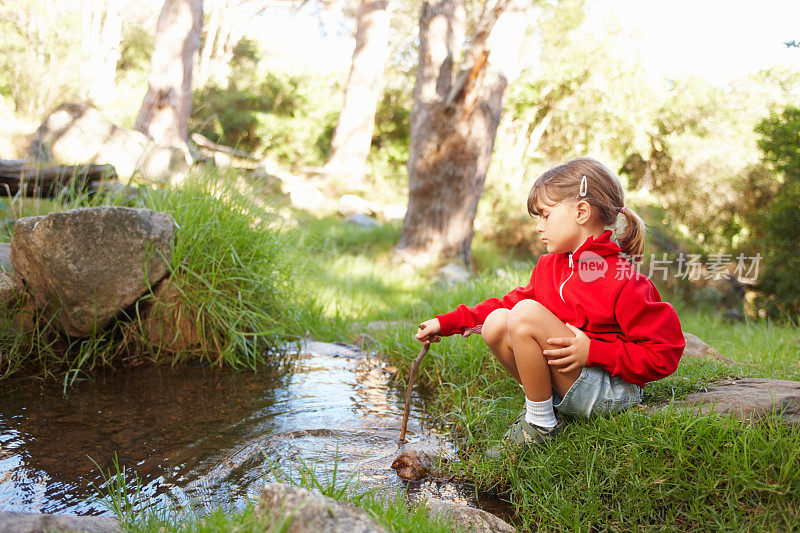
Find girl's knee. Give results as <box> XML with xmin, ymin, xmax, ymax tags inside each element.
<box><xmin>507</xmin><ymin>299</ymin><xmax>547</xmax><ymax>335</ymax></box>
<box><xmin>481</xmin><ymin>308</ymin><xmax>509</xmax><ymax>346</ymax></box>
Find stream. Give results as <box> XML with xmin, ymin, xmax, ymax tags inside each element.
<box><xmin>0</xmin><ymin>340</ymin><xmax>507</xmax><ymax>519</ymax></box>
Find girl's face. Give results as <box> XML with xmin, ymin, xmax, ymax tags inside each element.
<box><xmin>535</xmin><ymin>200</ymin><xmax>585</xmax><ymax>254</ymax></box>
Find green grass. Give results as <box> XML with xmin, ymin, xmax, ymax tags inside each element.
<box><xmin>0</xmin><ymin>167</ymin><xmax>320</xmax><ymax>385</ymax></box>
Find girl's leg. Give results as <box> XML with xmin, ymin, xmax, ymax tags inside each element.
<box><xmin>481</xmin><ymin>309</ymin><xmax>521</xmax><ymax>383</ymax></box>
<box><xmin>506</xmin><ymin>299</ymin><xmax>583</xmax><ymax>401</ymax></box>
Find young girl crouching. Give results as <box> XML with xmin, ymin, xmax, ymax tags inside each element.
<box><xmin>416</xmin><ymin>157</ymin><xmax>685</xmax><ymax>449</ymax></box>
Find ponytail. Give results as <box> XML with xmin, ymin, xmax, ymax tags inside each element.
<box><xmin>616</xmin><ymin>207</ymin><xmax>646</xmax><ymax>259</ymax></box>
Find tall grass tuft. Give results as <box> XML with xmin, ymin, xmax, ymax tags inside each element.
<box><xmin>0</xmin><ymin>166</ymin><xmax>316</xmax><ymax>385</ymax></box>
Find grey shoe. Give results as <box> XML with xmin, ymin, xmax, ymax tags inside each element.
<box><xmin>487</xmin><ymin>417</ymin><xmax>565</xmax><ymax>457</ymax></box>
<box><xmin>506</xmin><ymin>417</ymin><xmax>565</xmax><ymax>447</ymax></box>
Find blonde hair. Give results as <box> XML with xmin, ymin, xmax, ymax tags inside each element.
<box><xmin>527</xmin><ymin>157</ymin><xmax>646</xmax><ymax>258</ymax></box>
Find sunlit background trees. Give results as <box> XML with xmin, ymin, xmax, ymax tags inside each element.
<box><xmin>0</xmin><ymin>0</ymin><xmax>798</xmax><ymax>320</ymax></box>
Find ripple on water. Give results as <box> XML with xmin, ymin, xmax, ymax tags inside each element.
<box><xmin>0</xmin><ymin>341</ymin><xmax>466</xmax><ymax>516</ymax></box>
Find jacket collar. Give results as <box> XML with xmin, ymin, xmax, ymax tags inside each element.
<box><xmin>569</xmin><ymin>230</ymin><xmax>621</xmax><ymax>259</ymax></box>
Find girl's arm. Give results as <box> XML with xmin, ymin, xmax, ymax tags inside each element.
<box><xmin>587</xmin><ymin>278</ymin><xmax>685</xmax><ymax>387</ymax></box>
<box><xmin>435</xmin><ymin>270</ymin><xmax>537</xmax><ymax>337</ymax></box>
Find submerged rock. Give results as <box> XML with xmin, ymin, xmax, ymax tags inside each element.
<box><xmin>391</xmin><ymin>448</ymin><xmax>433</xmax><ymax>481</ymax></box>
<box><xmin>255</xmin><ymin>482</ymin><xmax>386</xmax><ymax>533</ymax></box>
<box><xmin>426</xmin><ymin>502</ymin><xmax>517</xmax><ymax>533</ymax></box>
<box><xmin>11</xmin><ymin>207</ymin><xmax>174</xmax><ymax>337</ymax></box>
<box><xmin>0</xmin><ymin>511</ymin><xmax>119</xmax><ymax>533</ymax></box>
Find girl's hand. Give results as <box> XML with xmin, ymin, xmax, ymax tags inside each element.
<box><xmin>543</xmin><ymin>323</ymin><xmax>590</xmax><ymax>374</ymax></box>
<box><xmin>415</xmin><ymin>318</ymin><xmax>442</xmax><ymax>345</ymax></box>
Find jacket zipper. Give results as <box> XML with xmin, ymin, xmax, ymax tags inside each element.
<box><xmin>559</xmin><ymin>253</ymin><xmax>574</xmax><ymax>302</ymax></box>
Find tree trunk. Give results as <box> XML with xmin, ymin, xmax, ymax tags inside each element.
<box><xmin>197</xmin><ymin>0</ymin><xmax>224</xmax><ymax>87</ymax></box>
<box><xmin>394</xmin><ymin>0</ymin><xmax>525</xmax><ymax>267</ymax></box>
<box><xmin>325</xmin><ymin>0</ymin><xmax>391</xmax><ymax>183</ymax></box>
<box><xmin>80</xmin><ymin>0</ymin><xmax>123</xmax><ymax>106</ymax></box>
<box><xmin>135</xmin><ymin>0</ymin><xmax>203</xmax><ymax>147</ymax></box>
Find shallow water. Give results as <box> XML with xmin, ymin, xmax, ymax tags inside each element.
<box><xmin>0</xmin><ymin>340</ymin><xmax>499</xmax><ymax>518</ymax></box>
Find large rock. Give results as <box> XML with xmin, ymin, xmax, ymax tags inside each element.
<box><xmin>651</xmin><ymin>378</ymin><xmax>800</xmax><ymax>424</ymax></box>
<box><xmin>255</xmin><ymin>483</ymin><xmax>386</xmax><ymax>533</ymax></box>
<box><xmin>11</xmin><ymin>207</ymin><xmax>175</xmax><ymax>337</ymax></box>
<box><xmin>436</xmin><ymin>263</ymin><xmax>471</xmax><ymax>285</ymax></box>
<box><xmin>0</xmin><ymin>511</ymin><xmax>119</xmax><ymax>533</ymax></box>
<box><xmin>30</xmin><ymin>102</ymin><xmax>191</xmax><ymax>183</ymax></box>
<box><xmin>681</xmin><ymin>332</ymin><xmax>736</xmax><ymax>364</ymax></box>
<box><xmin>426</xmin><ymin>502</ymin><xmax>516</xmax><ymax>533</ymax></box>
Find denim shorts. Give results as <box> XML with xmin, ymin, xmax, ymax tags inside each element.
<box><xmin>553</xmin><ymin>366</ymin><xmax>643</xmax><ymax>418</ymax></box>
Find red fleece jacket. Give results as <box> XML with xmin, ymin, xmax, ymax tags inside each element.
<box><xmin>436</xmin><ymin>230</ymin><xmax>685</xmax><ymax>387</ymax></box>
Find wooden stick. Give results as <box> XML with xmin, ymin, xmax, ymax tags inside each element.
<box><xmin>398</xmin><ymin>343</ymin><xmax>430</xmax><ymax>444</ymax></box>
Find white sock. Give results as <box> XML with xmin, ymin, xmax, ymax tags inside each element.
<box><xmin>525</xmin><ymin>396</ymin><xmax>558</xmax><ymax>429</ymax></box>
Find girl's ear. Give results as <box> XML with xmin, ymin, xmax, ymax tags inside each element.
<box><xmin>575</xmin><ymin>200</ymin><xmax>592</xmax><ymax>224</ymax></box>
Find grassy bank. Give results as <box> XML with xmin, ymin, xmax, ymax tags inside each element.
<box><xmin>0</xmin><ymin>168</ymin><xmax>320</xmax><ymax>384</ymax></box>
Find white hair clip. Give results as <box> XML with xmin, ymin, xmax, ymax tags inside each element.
<box><xmin>579</xmin><ymin>175</ymin><xmax>588</xmax><ymax>197</ymax></box>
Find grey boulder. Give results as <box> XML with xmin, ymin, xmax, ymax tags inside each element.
<box><xmin>11</xmin><ymin>207</ymin><xmax>175</xmax><ymax>337</ymax></box>
<box><xmin>426</xmin><ymin>501</ymin><xmax>516</xmax><ymax>533</ymax></box>
<box><xmin>255</xmin><ymin>483</ymin><xmax>386</xmax><ymax>533</ymax></box>
<box><xmin>651</xmin><ymin>378</ymin><xmax>800</xmax><ymax>424</ymax></box>
<box><xmin>682</xmin><ymin>332</ymin><xmax>736</xmax><ymax>364</ymax></box>
<box><xmin>30</xmin><ymin>102</ymin><xmax>191</xmax><ymax>183</ymax></box>
<box><xmin>0</xmin><ymin>511</ymin><xmax>119</xmax><ymax>533</ymax></box>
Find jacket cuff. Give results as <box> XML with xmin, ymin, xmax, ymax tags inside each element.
<box><xmin>587</xmin><ymin>338</ymin><xmax>615</xmax><ymax>372</ymax></box>
<box><xmin>436</xmin><ymin>311</ymin><xmax>463</xmax><ymax>337</ymax></box>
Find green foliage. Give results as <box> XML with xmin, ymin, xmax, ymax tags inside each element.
<box><xmin>368</xmin><ymin>86</ymin><xmax>412</xmax><ymax>183</ymax></box>
<box><xmin>753</xmin><ymin>106</ymin><xmax>800</xmax><ymax>321</ymax></box>
<box><xmin>190</xmin><ymin>38</ymin><xmax>340</xmax><ymax>164</ymax></box>
<box><xmin>0</xmin><ymin>1</ymin><xmax>83</xmax><ymax>116</ymax></box>
<box><xmin>192</xmin><ymin>72</ymin><xmax>307</xmax><ymax>155</ymax></box>
<box><xmin>116</xmin><ymin>24</ymin><xmax>152</xmax><ymax>73</ymax></box>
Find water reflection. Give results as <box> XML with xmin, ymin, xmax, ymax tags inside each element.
<box><xmin>0</xmin><ymin>340</ymin><xmax>437</xmax><ymax>515</ymax></box>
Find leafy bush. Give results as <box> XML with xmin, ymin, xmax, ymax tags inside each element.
<box><xmin>754</xmin><ymin>106</ymin><xmax>800</xmax><ymax>321</ymax></box>
<box><xmin>190</xmin><ymin>38</ymin><xmax>339</xmax><ymax>164</ymax></box>
<box><xmin>191</xmin><ymin>73</ymin><xmax>306</xmax><ymax>154</ymax></box>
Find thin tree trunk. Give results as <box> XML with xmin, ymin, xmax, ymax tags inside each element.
<box><xmin>394</xmin><ymin>0</ymin><xmax>525</xmax><ymax>267</ymax></box>
<box><xmin>325</xmin><ymin>0</ymin><xmax>391</xmax><ymax>183</ymax></box>
<box><xmin>135</xmin><ymin>0</ymin><xmax>203</xmax><ymax>146</ymax></box>
<box><xmin>197</xmin><ymin>0</ymin><xmax>224</xmax><ymax>87</ymax></box>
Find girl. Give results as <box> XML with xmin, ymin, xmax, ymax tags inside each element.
<box><xmin>415</xmin><ymin>157</ymin><xmax>685</xmax><ymax>449</ymax></box>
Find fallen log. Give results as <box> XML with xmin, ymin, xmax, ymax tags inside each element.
<box><xmin>0</xmin><ymin>159</ymin><xmax>117</xmax><ymax>197</ymax></box>
<box><xmin>191</xmin><ymin>133</ymin><xmax>258</xmax><ymax>160</ymax></box>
